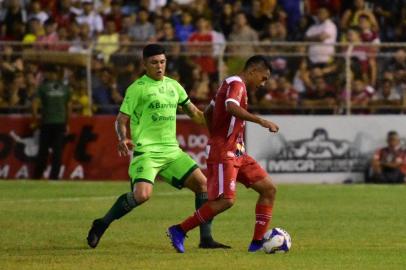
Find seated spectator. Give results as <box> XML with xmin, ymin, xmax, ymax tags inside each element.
<box><xmin>345</xmin><ymin>27</ymin><xmax>377</xmax><ymax>86</ymax></box>
<box><xmin>36</xmin><ymin>18</ymin><xmax>59</xmax><ymax>50</ymax></box>
<box><xmin>373</xmin><ymin>1</ymin><xmax>399</xmax><ymax>41</ymax></box>
<box><xmin>384</xmin><ymin>48</ymin><xmax>406</xmax><ymax>94</ymax></box>
<box><xmin>76</xmin><ymin>0</ymin><xmax>104</xmax><ymax>37</ymax></box>
<box><xmin>92</xmin><ymin>67</ymin><xmax>123</xmax><ymax>114</ymax></box>
<box><xmin>227</xmin><ymin>12</ymin><xmax>259</xmax><ymax>75</ymax></box>
<box><xmin>260</xmin><ymin>20</ymin><xmax>287</xmax><ymax>42</ymax></box>
<box><xmin>365</xmin><ymin>131</ymin><xmax>406</xmax><ymax>184</ymax></box>
<box><xmin>1</xmin><ymin>0</ymin><xmax>27</xmax><ymax>39</ymax></box>
<box><xmin>53</xmin><ymin>0</ymin><xmax>76</xmax><ymax>29</ymax></box>
<box><xmin>189</xmin><ymin>67</ymin><xmax>211</xmax><ymax>110</ymax></box>
<box><xmin>68</xmin><ymin>23</ymin><xmax>92</xmax><ymax>53</ymax></box>
<box><xmin>174</xmin><ymin>10</ymin><xmax>195</xmax><ymax>42</ymax></box>
<box><xmin>187</xmin><ymin>17</ymin><xmax>217</xmax><ymax>79</ymax></box>
<box><xmin>340</xmin><ymin>0</ymin><xmax>379</xmax><ymax>32</ymax></box>
<box><xmin>128</xmin><ymin>8</ymin><xmax>155</xmax><ymax>41</ymax></box>
<box><xmin>110</xmin><ymin>34</ymin><xmax>142</xmax><ymax>94</ymax></box>
<box><xmin>23</xmin><ymin>18</ymin><xmax>44</xmax><ymax>44</ymax></box>
<box><xmin>215</xmin><ymin>3</ymin><xmax>234</xmax><ymax>39</ymax></box>
<box><xmin>372</xmin><ymin>78</ymin><xmax>401</xmax><ymax>105</ymax></box>
<box><xmin>247</xmin><ymin>0</ymin><xmax>271</xmax><ymax>32</ymax></box>
<box><xmin>302</xmin><ymin>76</ymin><xmax>337</xmax><ymax>113</ymax></box>
<box><xmin>257</xmin><ymin>77</ymin><xmax>299</xmax><ymax>109</ymax></box>
<box><xmin>352</xmin><ymin>78</ymin><xmax>375</xmax><ymax>107</ymax></box>
<box><xmin>28</xmin><ymin>0</ymin><xmax>49</xmax><ymax>25</ymax></box>
<box><xmin>341</xmin><ymin>78</ymin><xmax>374</xmax><ymax>113</ymax></box>
<box><xmin>158</xmin><ymin>21</ymin><xmax>181</xmax><ymax>74</ymax></box>
<box><xmin>95</xmin><ymin>17</ymin><xmax>119</xmax><ymax>62</ymax></box>
<box><xmin>71</xmin><ymin>78</ymin><xmax>92</xmax><ymax>116</ymax></box>
<box><xmin>370</xmin><ymin>78</ymin><xmax>402</xmax><ymax>113</ymax></box>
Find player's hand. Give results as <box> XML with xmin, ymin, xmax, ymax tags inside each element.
<box><xmin>259</xmin><ymin>119</ymin><xmax>279</xmax><ymax>133</ymax></box>
<box><xmin>118</xmin><ymin>139</ymin><xmax>134</xmax><ymax>157</ymax></box>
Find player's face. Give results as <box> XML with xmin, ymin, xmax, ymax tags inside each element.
<box><xmin>388</xmin><ymin>135</ymin><xmax>400</xmax><ymax>148</ymax></box>
<box><xmin>249</xmin><ymin>67</ymin><xmax>270</xmax><ymax>89</ymax></box>
<box><xmin>144</xmin><ymin>54</ymin><xmax>166</xmax><ymax>81</ymax></box>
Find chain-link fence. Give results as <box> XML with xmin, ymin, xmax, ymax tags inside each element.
<box><xmin>1</xmin><ymin>41</ymin><xmax>406</xmax><ymax>115</ymax></box>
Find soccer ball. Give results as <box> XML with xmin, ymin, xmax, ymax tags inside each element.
<box><xmin>262</xmin><ymin>227</ymin><xmax>292</xmax><ymax>254</ymax></box>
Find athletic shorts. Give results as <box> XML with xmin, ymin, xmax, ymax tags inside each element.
<box><xmin>128</xmin><ymin>148</ymin><xmax>198</xmax><ymax>191</ymax></box>
<box><xmin>206</xmin><ymin>154</ymin><xmax>268</xmax><ymax>200</ymax></box>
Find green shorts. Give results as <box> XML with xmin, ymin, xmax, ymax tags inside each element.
<box><xmin>128</xmin><ymin>148</ymin><xmax>198</xmax><ymax>191</ymax></box>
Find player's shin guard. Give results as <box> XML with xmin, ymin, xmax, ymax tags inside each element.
<box><xmin>253</xmin><ymin>204</ymin><xmax>273</xmax><ymax>240</ymax></box>
<box><xmin>195</xmin><ymin>192</ymin><xmax>213</xmax><ymax>240</ymax></box>
<box><xmin>101</xmin><ymin>192</ymin><xmax>138</xmax><ymax>224</ymax></box>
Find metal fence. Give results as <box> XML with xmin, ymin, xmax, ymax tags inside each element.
<box><xmin>1</xmin><ymin>41</ymin><xmax>406</xmax><ymax>115</ymax></box>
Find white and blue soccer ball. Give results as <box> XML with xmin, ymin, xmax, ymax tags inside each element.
<box><xmin>262</xmin><ymin>227</ymin><xmax>292</xmax><ymax>254</ymax></box>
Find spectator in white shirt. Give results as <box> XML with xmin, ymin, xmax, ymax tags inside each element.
<box><xmin>76</xmin><ymin>0</ymin><xmax>104</xmax><ymax>36</ymax></box>
<box><xmin>305</xmin><ymin>7</ymin><xmax>337</xmax><ymax>66</ymax></box>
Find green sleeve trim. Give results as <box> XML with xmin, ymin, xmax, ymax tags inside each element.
<box><xmin>179</xmin><ymin>97</ymin><xmax>190</xmax><ymax>106</ymax></box>
<box><xmin>119</xmin><ymin>110</ymin><xmax>130</xmax><ymax>116</ymax></box>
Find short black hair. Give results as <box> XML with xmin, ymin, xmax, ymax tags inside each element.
<box><xmin>243</xmin><ymin>55</ymin><xmax>271</xmax><ymax>71</ymax></box>
<box><xmin>388</xmin><ymin>130</ymin><xmax>398</xmax><ymax>138</ymax></box>
<box><xmin>143</xmin><ymin>43</ymin><xmax>165</xmax><ymax>59</ymax></box>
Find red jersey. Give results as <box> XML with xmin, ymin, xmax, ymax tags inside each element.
<box><xmin>207</xmin><ymin>76</ymin><xmax>247</xmax><ymax>161</ymax></box>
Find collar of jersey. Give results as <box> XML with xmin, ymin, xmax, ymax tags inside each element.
<box><xmin>143</xmin><ymin>74</ymin><xmax>165</xmax><ymax>84</ymax></box>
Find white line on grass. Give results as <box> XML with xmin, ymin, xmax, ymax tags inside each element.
<box><xmin>0</xmin><ymin>191</ymin><xmax>190</xmax><ymax>204</ymax></box>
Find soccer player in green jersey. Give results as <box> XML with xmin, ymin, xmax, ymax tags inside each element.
<box><xmin>87</xmin><ymin>44</ymin><xmax>229</xmax><ymax>249</ymax></box>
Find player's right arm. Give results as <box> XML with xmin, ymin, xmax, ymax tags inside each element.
<box><xmin>116</xmin><ymin>84</ymin><xmax>138</xmax><ymax>156</ymax></box>
<box><xmin>115</xmin><ymin>112</ymin><xmax>134</xmax><ymax>156</ymax></box>
<box><xmin>226</xmin><ymin>102</ymin><xmax>279</xmax><ymax>132</ymax></box>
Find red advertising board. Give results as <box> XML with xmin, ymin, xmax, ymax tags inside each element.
<box><xmin>0</xmin><ymin>115</ymin><xmax>209</xmax><ymax>180</ymax></box>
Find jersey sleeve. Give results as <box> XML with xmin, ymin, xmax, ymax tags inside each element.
<box><xmin>225</xmin><ymin>81</ymin><xmax>244</xmax><ymax>106</ymax></box>
<box><xmin>120</xmin><ymin>85</ymin><xmax>139</xmax><ymax>116</ymax></box>
<box><xmin>174</xmin><ymin>80</ymin><xmax>190</xmax><ymax>106</ymax></box>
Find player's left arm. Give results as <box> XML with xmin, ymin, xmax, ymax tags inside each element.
<box><xmin>181</xmin><ymin>102</ymin><xmax>206</xmax><ymax>126</ymax></box>
<box><xmin>203</xmin><ymin>100</ymin><xmax>214</xmax><ymax>132</ymax></box>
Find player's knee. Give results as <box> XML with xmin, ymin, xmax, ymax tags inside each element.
<box><xmin>266</xmin><ymin>182</ymin><xmax>277</xmax><ymax>199</ymax></box>
<box><xmin>221</xmin><ymin>198</ymin><xmax>235</xmax><ymax>210</ymax></box>
<box><xmin>133</xmin><ymin>190</ymin><xmax>151</xmax><ymax>204</ymax></box>
<box><xmin>187</xmin><ymin>176</ymin><xmax>207</xmax><ymax>193</ymax></box>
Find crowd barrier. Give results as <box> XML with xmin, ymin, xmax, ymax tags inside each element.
<box><xmin>0</xmin><ymin>115</ymin><xmax>209</xmax><ymax>180</ymax></box>
<box><xmin>2</xmin><ymin>115</ymin><xmax>405</xmax><ymax>183</ymax></box>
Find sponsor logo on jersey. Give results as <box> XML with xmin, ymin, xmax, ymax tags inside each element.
<box><xmin>230</xmin><ymin>180</ymin><xmax>236</xmax><ymax>191</ymax></box>
<box><xmin>151</xmin><ymin>113</ymin><xmax>175</xmax><ymax>122</ymax></box>
<box><xmin>168</xmin><ymin>89</ymin><xmax>175</xmax><ymax>97</ymax></box>
<box><xmin>148</xmin><ymin>100</ymin><xmax>177</xmax><ymax>110</ymax></box>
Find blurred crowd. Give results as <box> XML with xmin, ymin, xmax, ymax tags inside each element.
<box><xmin>1</xmin><ymin>0</ymin><xmax>406</xmax><ymax>114</ymax></box>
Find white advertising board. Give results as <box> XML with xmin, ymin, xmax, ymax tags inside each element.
<box><xmin>246</xmin><ymin>115</ymin><xmax>406</xmax><ymax>183</ymax></box>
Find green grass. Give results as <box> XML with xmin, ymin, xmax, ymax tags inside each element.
<box><xmin>0</xmin><ymin>180</ymin><xmax>405</xmax><ymax>270</ymax></box>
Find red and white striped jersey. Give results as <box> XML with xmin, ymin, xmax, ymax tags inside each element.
<box><xmin>207</xmin><ymin>76</ymin><xmax>247</xmax><ymax>161</ymax></box>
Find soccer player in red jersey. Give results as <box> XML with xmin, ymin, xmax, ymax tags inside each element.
<box><xmin>167</xmin><ymin>55</ymin><xmax>279</xmax><ymax>253</ymax></box>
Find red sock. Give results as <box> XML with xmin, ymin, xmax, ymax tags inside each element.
<box><xmin>180</xmin><ymin>204</ymin><xmax>215</xmax><ymax>233</ymax></box>
<box><xmin>253</xmin><ymin>204</ymin><xmax>273</xmax><ymax>240</ymax></box>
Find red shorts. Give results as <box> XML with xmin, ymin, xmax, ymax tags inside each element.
<box><xmin>207</xmin><ymin>154</ymin><xmax>268</xmax><ymax>200</ymax></box>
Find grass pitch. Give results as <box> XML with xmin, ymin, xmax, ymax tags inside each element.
<box><xmin>0</xmin><ymin>180</ymin><xmax>405</xmax><ymax>270</ymax></box>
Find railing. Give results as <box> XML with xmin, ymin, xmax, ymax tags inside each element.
<box><xmin>1</xmin><ymin>41</ymin><xmax>406</xmax><ymax>115</ymax></box>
